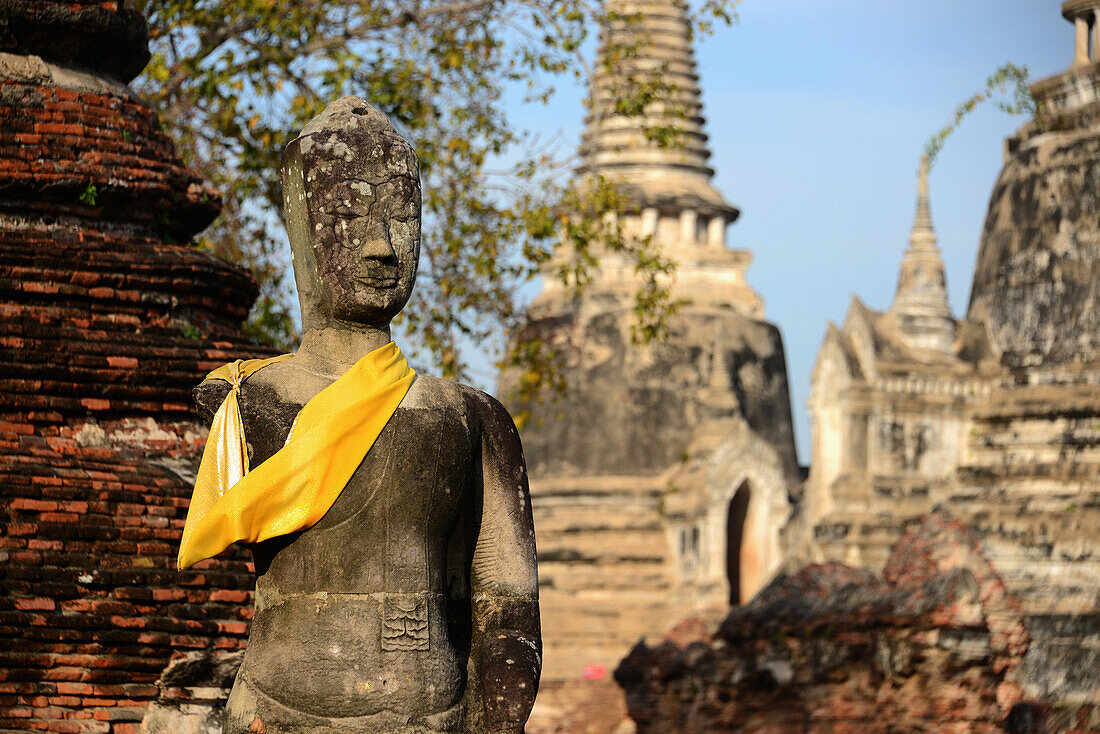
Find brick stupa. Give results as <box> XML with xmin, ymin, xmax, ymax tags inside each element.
<box><xmin>0</xmin><ymin>1</ymin><xmax>271</xmax><ymax>730</ymax></box>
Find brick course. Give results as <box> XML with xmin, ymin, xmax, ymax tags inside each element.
<box><xmin>0</xmin><ymin>1</ymin><xmax>274</xmax><ymax>730</ymax></box>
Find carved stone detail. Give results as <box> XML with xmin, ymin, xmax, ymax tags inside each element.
<box><xmin>382</xmin><ymin>594</ymin><xmax>429</xmax><ymax>652</ymax></box>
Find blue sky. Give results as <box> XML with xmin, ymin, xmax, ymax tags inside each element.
<box><xmin>503</xmin><ymin>0</ymin><xmax>1072</xmax><ymax>462</ymax></box>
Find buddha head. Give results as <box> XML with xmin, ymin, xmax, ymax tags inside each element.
<box><xmin>282</xmin><ymin>97</ymin><xmax>421</xmax><ymax>331</ymax></box>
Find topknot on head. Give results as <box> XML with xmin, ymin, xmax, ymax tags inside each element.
<box><xmin>296</xmin><ymin>96</ymin><xmax>397</xmax><ymax>141</ymax></box>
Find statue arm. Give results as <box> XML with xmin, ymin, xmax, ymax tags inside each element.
<box><xmin>467</xmin><ymin>389</ymin><xmax>541</xmax><ymax>734</ymax></box>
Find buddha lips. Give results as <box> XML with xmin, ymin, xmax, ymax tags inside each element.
<box><xmin>177</xmin><ymin>342</ymin><xmax>415</xmax><ymax>570</ymax></box>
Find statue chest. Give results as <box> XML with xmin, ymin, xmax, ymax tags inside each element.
<box><xmin>235</xmin><ymin>381</ymin><xmax>477</xmax><ymax>594</ymax></box>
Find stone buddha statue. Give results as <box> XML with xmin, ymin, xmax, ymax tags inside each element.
<box><xmin>192</xmin><ymin>97</ymin><xmax>541</xmax><ymax>734</ymax></box>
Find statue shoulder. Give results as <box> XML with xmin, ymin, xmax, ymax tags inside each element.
<box><xmin>401</xmin><ymin>376</ymin><xmax>517</xmax><ymax>433</ymax></box>
<box><xmin>191</xmin><ymin>355</ymin><xmax>295</xmax><ymax>423</ymax></box>
<box><xmin>454</xmin><ymin>383</ymin><xmax>520</xmax><ymax>438</ymax></box>
<box><xmin>192</xmin><ymin>378</ymin><xmax>232</xmax><ymax>424</ymax></box>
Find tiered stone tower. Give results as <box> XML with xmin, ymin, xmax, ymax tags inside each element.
<box><xmin>509</xmin><ymin>0</ymin><xmax>800</xmax><ymax>681</ymax></box>
<box><xmin>0</xmin><ymin>2</ymin><xmax>271</xmax><ymax>730</ymax></box>
<box><xmin>800</xmin><ymin>1</ymin><xmax>1100</xmax><ymax>703</ymax></box>
<box><xmin>799</xmin><ymin>163</ymin><xmax>994</xmax><ymax>568</ymax></box>
<box><xmin>538</xmin><ymin>0</ymin><xmax>760</xmax><ymax>315</ymax></box>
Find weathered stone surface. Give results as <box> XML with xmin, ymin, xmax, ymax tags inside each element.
<box><xmin>968</xmin><ymin>129</ymin><xmax>1100</xmax><ymax>368</ymax></box>
<box><xmin>195</xmin><ymin>96</ymin><xmax>541</xmax><ymax>734</ymax></box>
<box><xmin>140</xmin><ymin>651</ymin><xmax>245</xmax><ymax>734</ymax></box>
<box><xmin>519</xmin><ymin>308</ymin><xmax>797</xmax><ymax>479</ymax></box>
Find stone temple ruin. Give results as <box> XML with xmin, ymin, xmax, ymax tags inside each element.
<box><xmin>792</xmin><ymin>0</ymin><xmax>1100</xmax><ymax>703</ymax></box>
<box><xmin>506</xmin><ymin>0</ymin><xmax>801</xmax><ymax>682</ymax></box>
<box><xmin>0</xmin><ymin>0</ymin><xmax>1098</xmax><ymax>731</ymax></box>
<box><xmin>611</xmin><ymin>2</ymin><xmax>1100</xmax><ymax>730</ymax></box>
<box><xmin>518</xmin><ymin>0</ymin><xmax>1100</xmax><ymax>729</ymax></box>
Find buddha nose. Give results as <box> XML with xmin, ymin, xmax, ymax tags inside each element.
<box><xmin>361</xmin><ymin>217</ymin><xmax>396</xmax><ymax>263</ymax></box>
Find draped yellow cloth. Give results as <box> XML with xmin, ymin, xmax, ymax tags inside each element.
<box><xmin>177</xmin><ymin>342</ymin><xmax>415</xmax><ymax>570</ymax></box>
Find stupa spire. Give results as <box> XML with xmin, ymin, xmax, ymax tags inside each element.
<box><xmin>580</xmin><ymin>0</ymin><xmax>737</xmax><ymax>224</ymax></box>
<box><xmin>542</xmin><ymin>0</ymin><xmax>764</xmax><ymax>317</ymax></box>
<box><xmin>911</xmin><ymin>154</ymin><xmax>935</xmax><ymax>242</ymax></box>
<box><xmin>891</xmin><ymin>156</ymin><xmax>955</xmax><ymax>353</ymax></box>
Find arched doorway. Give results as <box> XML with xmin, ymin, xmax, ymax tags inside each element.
<box><xmin>726</xmin><ymin>481</ymin><xmax>751</xmax><ymax>605</ymax></box>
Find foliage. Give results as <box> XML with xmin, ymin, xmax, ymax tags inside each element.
<box><xmin>924</xmin><ymin>62</ymin><xmax>1045</xmax><ymax>168</ymax></box>
<box><xmin>79</xmin><ymin>183</ymin><xmax>98</xmax><ymax>206</ymax></box>
<box><xmin>135</xmin><ymin>0</ymin><xmax>739</xmax><ymax>386</ymax></box>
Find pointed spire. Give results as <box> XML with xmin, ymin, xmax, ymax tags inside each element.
<box><xmin>911</xmin><ymin>154</ymin><xmax>935</xmax><ymax>245</ymax></box>
<box><xmin>541</xmin><ymin>0</ymin><xmax>763</xmax><ymax>318</ymax></box>
<box><xmin>891</xmin><ymin>156</ymin><xmax>955</xmax><ymax>353</ymax></box>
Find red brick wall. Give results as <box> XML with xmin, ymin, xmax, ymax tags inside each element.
<box><xmin>0</xmin><ymin>434</ymin><xmax>255</xmax><ymax>733</ymax></box>
<box><xmin>0</xmin><ymin>81</ymin><xmax>221</xmax><ymax>243</ymax></box>
<box><xmin>0</xmin><ymin>6</ymin><xmax>275</xmax><ymax>730</ymax></box>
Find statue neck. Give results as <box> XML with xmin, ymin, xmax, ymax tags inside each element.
<box><xmin>294</xmin><ymin>323</ymin><xmax>393</xmax><ymax>379</ymax></box>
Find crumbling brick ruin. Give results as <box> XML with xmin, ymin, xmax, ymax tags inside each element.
<box><xmin>0</xmin><ymin>2</ymin><xmax>270</xmax><ymax>731</ymax></box>
<box><xmin>616</xmin><ymin>515</ymin><xmax>1099</xmax><ymax>733</ymax></box>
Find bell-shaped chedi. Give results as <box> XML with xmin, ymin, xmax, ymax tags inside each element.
<box><xmin>504</xmin><ymin>0</ymin><xmax>801</xmax><ymax>683</ymax></box>
<box><xmin>0</xmin><ymin>0</ymin><xmax>271</xmax><ymax>729</ymax></box>
<box><xmin>967</xmin><ymin>0</ymin><xmax>1100</xmax><ymax>369</ymax></box>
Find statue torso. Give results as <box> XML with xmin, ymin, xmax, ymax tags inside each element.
<box><xmin>205</xmin><ymin>366</ymin><xmax>481</xmax><ymax>730</ymax></box>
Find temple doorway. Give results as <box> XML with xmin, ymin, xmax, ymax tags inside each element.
<box><xmin>726</xmin><ymin>481</ymin><xmax>751</xmax><ymax>605</ymax></box>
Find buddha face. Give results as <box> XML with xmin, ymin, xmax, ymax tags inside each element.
<box><xmin>298</xmin><ymin>132</ymin><xmax>421</xmax><ymax>327</ymax></box>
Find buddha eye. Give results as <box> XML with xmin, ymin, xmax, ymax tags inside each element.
<box><xmin>327</xmin><ymin>198</ymin><xmax>366</xmax><ymax>218</ymax></box>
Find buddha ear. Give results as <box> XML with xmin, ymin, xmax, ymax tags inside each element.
<box><xmin>282</xmin><ymin>138</ymin><xmax>331</xmax><ymax>332</ymax></box>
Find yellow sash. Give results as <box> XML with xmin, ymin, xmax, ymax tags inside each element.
<box><xmin>177</xmin><ymin>342</ymin><xmax>415</xmax><ymax>570</ymax></box>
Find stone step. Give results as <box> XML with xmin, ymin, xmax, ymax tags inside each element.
<box><xmin>535</xmin><ymin>532</ymin><xmax>670</xmax><ymax>563</ymax></box>
<box><xmin>539</xmin><ymin>564</ymin><xmax>670</xmax><ymax>592</ymax></box>
<box><xmin>533</xmin><ymin>509</ymin><xmax>664</xmax><ymax>533</ymax></box>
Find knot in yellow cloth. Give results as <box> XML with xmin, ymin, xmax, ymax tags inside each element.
<box><xmin>177</xmin><ymin>343</ymin><xmax>415</xmax><ymax>570</ymax></box>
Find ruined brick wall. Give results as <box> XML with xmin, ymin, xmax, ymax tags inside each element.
<box><xmin>615</xmin><ymin>515</ymin><xmax>1099</xmax><ymax>734</ymax></box>
<box><xmin>0</xmin><ymin>2</ymin><xmax>272</xmax><ymax>731</ymax></box>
